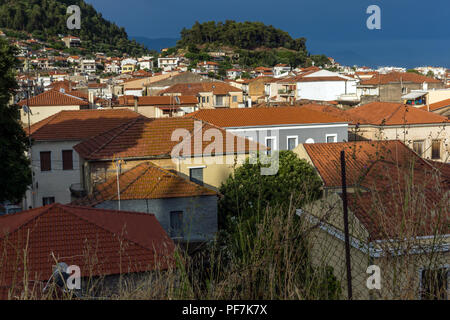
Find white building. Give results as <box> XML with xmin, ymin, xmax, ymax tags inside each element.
<box><xmin>80</xmin><ymin>59</ymin><xmax>97</xmax><ymax>74</ymax></box>
<box><xmin>158</xmin><ymin>57</ymin><xmax>179</xmax><ymax>71</ymax></box>
<box><xmin>296</xmin><ymin>70</ymin><xmax>359</xmax><ymax>102</ymax></box>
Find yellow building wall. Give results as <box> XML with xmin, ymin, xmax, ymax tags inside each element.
<box><xmin>21</xmin><ymin>105</ymin><xmax>80</xmax><ymax>126</ymax></box>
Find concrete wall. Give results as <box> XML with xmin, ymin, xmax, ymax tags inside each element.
<box><xmin>353</xmin><ymin>124</ymin><xmax>450</xmax><ymax>162</ymax></box>
<box><xmin>94</xmin><ymin>196</ymin><xmax>218</xmax><ymax>242</ymax></box>
<box><xmin>379</xmin><ymin>82</ymin><xmax>444</xmax><ymax>103</ymax></box>
<box><xmin>297</xmin><ymin>80</ymin><xmax>357</xmax><ymax>101</ymax></box>
<box><xmin>21</xmin><ymin>105</ymin><xmax>80</xmax><ymax>125</ymax></box>
<box><xmin>227</xmin><ymin>124</ymin><xmax>349</xmax><ymax>151</ymax></box>
<box><xmin>28</xmin><ymin>140</ymin><xmax>82</xmax><ymax>207</ymax></box>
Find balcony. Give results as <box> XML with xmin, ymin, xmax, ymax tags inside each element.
<box><xmin>70</xmin><ymin>183</ymin><xmax>87</xmax><ymax>198</ymax></box>
<box><xmin>278</xmin><ymin>89</ymin><xmax>294</xmax><ymax>96</ymax></box>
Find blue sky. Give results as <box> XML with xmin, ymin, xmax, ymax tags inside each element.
<box><xmin>85</xmin><ymin>0</ymin><xmax>449</xmax><ymax>68</ymax></box>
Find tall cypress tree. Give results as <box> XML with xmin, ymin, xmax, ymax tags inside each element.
<box><xmin>0</xmin><ymin>38</ymin><xmax>31</xmax><ymax>203</ymax></box>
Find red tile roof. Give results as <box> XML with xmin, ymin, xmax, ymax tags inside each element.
<box><xmin>303</xmin><ymin>140</ymin><xmax>431</xmax><ymax>188</ymax></box>
<box><xmin>73</xmin><ymin>162</ymin><xmax>217</xmax><ymax>206</ymax></box>
<box><xmin>345</xmin><ymin>102</ymin><xmax>449</xmax><ymax>125</ymax></box>
<box><xmin>17</xmin><ymin>90</ymin><xmax>88</xmax><ymax>107</ymax></box>
<box><xmin>420</xmin><ymin>99</ymin><xmax>450</xmax><ymax>112</ymax></box>
<box><xmin>118</xmin><ymin>95</ymin><xmax>198</xmax><ymax>106</ymax></box>
<box><xmin>74</xmin><ymin>117</ymin><xmax>262</xmax><ymax>161</ymax></box>
<box><xmin>0</xmin><ymin>204</ymin><xmax>175</xmax><ymax>298</ymax></box>
<box><xmin>346</xmin><ymin>159</ymin><xmax>449</xmax><ymax>240</ymax></box>
<box><xmin>159</xmin><ymin>82</ymin><xmax>241</xmax><ymax>96</ymax></box>
<box><xmin>296</xmin><ymin>76</ymin><xmax>348</xmax><ymax>82</ymax></box>
<box><xmin>29</xmin><ymin>109</ymin><xmax>142</xmax><ymax>141</ymax></box>
<box><xmin>187</xmin><ymin>106</ymin><xmax>348</xmax><ymax>128</ymax></box>
<box><xmin>360</xmin><ymin>72</ymin><xmax>442</xmax><ymax>85</ymax></box>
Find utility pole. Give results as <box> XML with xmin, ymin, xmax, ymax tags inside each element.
<box><xmin>340</xmin><ymin>150</ymin><xmax>353</xmax><ymax>300</ymax></box>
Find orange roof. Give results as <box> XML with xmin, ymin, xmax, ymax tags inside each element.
<box><xmin>420</xmin><ymin>98</ymin><xmax>450</xmax><ymax>112</ymax></box>
<box><xmin>345</xmin><ymin>102</ymin><xmax>449</xmax><ymax>125</ymax></box>
<box><xmin>297</xmin><ymin>76</ymin><xmax>348</xmax><ymax>82</ymax></box>
<box><xmin>302</xmin><ymin>140</ymin><xmax>445</xmax><ymax>189</ymax></box>
<box><xmin>119</xmin><ymin>95</ymin><xmax>198</xmax><ymax>106</ymax></box>
<box><xmin>159</xmin><ymin>82</ymin><xmax>241</xmax><ymax>96</ymax></box>
<box><xmin>360</xmin><ymin>72</ymin><xmax>442</xmax><ymax>85</ymax></box>
<box><xmin>0</xmin><ymin>203</ymin><xmax>174</xmax><ymax>298</ymax></box>
<box><xmin>73</xmin><ymin>162</ymin><xmax>217</xmax><ymax>206</ymax></box>
<box><xmin>74</xmin><ymin>117</ymin><xmax>261</xmax><ymax>160</ymax></box>
<box><xmin>187</xmin><ymin>106</ymin><xmax>348</xmax><ymax>128</ymax></box>
<box><xmin>29</xmin><ymin>109</ymin><xmax>142</xmax><ymax>141</ymax></box>
<box><xmin>18</xmin><ymin>90</ymin><xmax>88</xmax><ymax>107</ymax></box>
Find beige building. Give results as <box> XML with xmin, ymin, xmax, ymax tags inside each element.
<box><xmin>73</xmin><ymin>117</ymin><xmax>261</xmax><ymax>193</ymax></box>
<box><xmin>18</xmin><ymin>89</ymin><xmax>89</xmax><ymax>125</ymax></box>
<box><xmin>159</xmin><ymin>82</ymin><xmax>244</xmax><ymax>109</ymax></box>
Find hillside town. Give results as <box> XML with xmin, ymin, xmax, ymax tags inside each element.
<box><xmin>0</xmin><ymin>24</ymin><xmax>449</xmax><ymax>301</ymax></box>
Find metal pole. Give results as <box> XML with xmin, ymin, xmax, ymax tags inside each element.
<box><xmin>116</xmin><ymin>160</ymin><xmax>121</xmax><ymax>211</ymax></box>
<box><xmin>340</xmin><ymin>150</ymin><xmax>353</xmax><ymax>300</ymax></box>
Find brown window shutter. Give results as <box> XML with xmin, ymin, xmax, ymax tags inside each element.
<box><xmin>40</xmin><ymin>152</ymin><xmax>51</xmax><ymax>171</ymax></box>
<box><xmin>62</xmin><ymin>150</ymin><xmax>73</xmax><ymax>170</ymax></box>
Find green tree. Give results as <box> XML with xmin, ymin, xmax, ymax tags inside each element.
<box><xmin>0</xmin><ymin>38</ymin><xmax>31</xmax><ymax>202</ymax></box>
<box><xmin>218</xmin><ymin>150</ymin><xmax>322</xmax><ymax>232</ymax></box>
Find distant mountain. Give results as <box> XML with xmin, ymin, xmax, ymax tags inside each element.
<box><xmin>132</xmin><ymin>36</ymin><xmax>179</xmax><ymax>52</ymax></box>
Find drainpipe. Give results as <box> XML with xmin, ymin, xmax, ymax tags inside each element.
<box><xmin>134</xmin><ymin>95</ymin><xmax>139</xmax><ymax>113</ymax></box>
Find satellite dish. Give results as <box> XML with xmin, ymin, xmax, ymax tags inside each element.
<box><xmin>22</xmin><ymin>105</ymin><xmax>33</xmax><ymax>115</ymax></box>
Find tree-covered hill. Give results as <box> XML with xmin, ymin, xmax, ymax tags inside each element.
<box><xmin>178</xmin><ymin>20</ymin><xmax>307</xmax><ymax>52</ymax></box>
<box><xmin>0</xmin><ymin>0</ymin><xmax>149</xmax><ymax>56</ymax></box>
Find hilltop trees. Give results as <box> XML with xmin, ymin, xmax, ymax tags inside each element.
<box><xmin>178</xmin><ymin>20</ymin><xmax>307</xmax><ymax>51</ymax></box>
<box><xmin>0</xmin><ymin>0</ymin><xmax>149</xmax><ymax>56</ymax></box>
<box><xmin>0</xmin><ymin>38</ymin><xmax>31</xmax><ymax>202</ymax></box>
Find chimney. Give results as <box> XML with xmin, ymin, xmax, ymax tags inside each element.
<box><xmin>134</xmin><ymin>96</ymin><xmax>139</xmax><ymax>112</ymax></box>
<box><xmin>88</xmin><ymin>91</ymin><xmax>94</xmax><ymax>108</ymax></box>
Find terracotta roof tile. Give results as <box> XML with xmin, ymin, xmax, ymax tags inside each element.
<box><xmin>187</xmin><ymin>106</ymin><xmax>348</xmax><ymax>128</ymax></box>
<box><xmin>303</xmin><ymin>140</ymin><xmax>431</xmax><ymax>188</ymax></box>
<box><xmin>73</xmin><ymin>162</ymin><xmax>217</xmax><ymax>206</ymax></box>
<box><xmin>119</xmin><ymin>95</ymin><xmax>198</xmax><ymax>106</ymax></box>
<box><xmin>360</xmin><ymin>72</ymin><xmax>442</xmax><ymax>85</ymax></box>
<box><xmin>420</xmin><ymin>99</ymin><xmax>450</xmax><ymax>112</ymax></box>
<box><xmin>74</xmin><ymin>117</ymin><xmax>262</xmax><ymax>160</ymax></box>
<box><xmin>18</xmin><ymin>90</ymin><xmax>88</xmax><ymax>107</ymax></box>
<box><xmin>345</xmin><ymin>102</ymin><xmax>449</xmax><ymax>125</ymax></box>
<box><xmin>29</xmin><ymin>109</ymin><xmax>142</xmax><ymax>141</ymax></box>
<box><xmin>159</xmin><ymin>82</ymin><xmax>241</xmax><ymax>96</ymax></box>
<box><xmin>0</xmin><ymin>204</ymin><xmax>175</xmax><ymax>298</ymax></box>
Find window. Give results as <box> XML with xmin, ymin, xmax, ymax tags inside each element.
<box><xmin>326</xmin><ymin>134</ymin><xmax>337</xmax><ymax>143</ymax></box>
<box><xmin>62</xmin><ymin>150</ymin><xmax>73</xmax><ymax>170</ymax></box>
<box><xmin>265</xmin><ymin>137</ymin><xmax>276</xmax><ymax>156</ymax></box>
<box><xmin>42</xmin><ymin>197</ymin><xmax>55</xmax><ymax>206</ymax></box>
<box><xmin>421</xmin><ymin>267</ymin><xmax>448</xmax><ymax>300</ymax></box>
<box><xmin>216</xmin><ymin>95</ymin><xmax>224</xmax><ymax>106</ymax></box>
<box><xmin>305</xmin><ymin>138</ymin><xmax>315</xmax><ymax>144</ymax></box>
<box><xmin>40</xmin><ymin>151</ymin><xmax>51</xmax><ymax>171</ymax></box>
<box><xmin>287</xmin><ymin>136</ymin><xmax>298</xmax><ymax>150</ymax></box>
<box><xmin>202</xmin><ymin>96</ymin><xmax>206</xmax><ymax>103</ymax></box>
<box><xmin>413</xmin><ymin>140</ymin><xmax>424</xmax><ymax>156</ymax></box>
<box><xmin>432</xmin><ymin>140</ymin><xmax>441</xmax><ymax>160</ymax></box>
<box><xmin>170</xmin><ymin>211</ymin><xmax>184</xmax><ymax>238</ymax></box>
<box><xmin>190</xmin><ymin>167</ymin><xmax>204</xmax><ymax>186</ymax></box>
<box><xmin>232</xmin><ymin>95</ymin><xmax>237</xmax><ymax>103</ymax></box>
